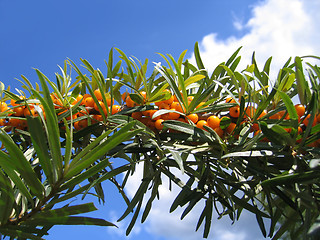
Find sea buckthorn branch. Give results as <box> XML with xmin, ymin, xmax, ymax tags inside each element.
<box><xmin>0</xmin><ymin>44</ymin><xmax>319</xmax><ymax>239</ymax></box>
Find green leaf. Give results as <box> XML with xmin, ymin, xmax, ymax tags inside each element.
<box><xmin>0</xmin><ymin>150</ymin><xmax>34</xmax><ymax>203</ymax></box>
<box><xmin>261</xmin><ymin>170</ymin><xmax>320</xmax><ymax>186</ymax></box>
<box><xmin>170</xmin><ymin>178</ymin><xmax>194</xmax><ymax>213</ymax></box>
<box><xmin>60</xmin><ymin>159</ymin><xmax>111</xmax><ymax>191</ymax></box>
<box><xmin>295</xmin><ymin>57</ymin><xmax>311</xmax><ymax>105</ymax></box>
<box><xmin>118</xmin><ymin>180</ymin><xmax>149</xmax><ymax>222</ymax></box>
<box><xmin>163</xmin><ymin>120</ymin><xmax>215</xmax><ymax>143</ymax></box>
<box><xmin>27</xmin><ymin>116</ymin><xmax>54</xmax><ymax>185</ymax></box>
<box><xmin>203</xmin><ymin>194</ymin><xmax>213</xmax><ymax>238</ymax></box>
<box><xmin>178</xmin><ymin>49</ymin><xmax>188</xmax><ymax>70</ymax></box>
<box><xmin>126</xmin><ymin>199</ymin><xmax>143</xmax><ymax>236</ymax></box>
<box><xmin>0</xmin><ymin>129</ymin><xmax>45</xmax><ymax>199</ymax></box>
<box><xmin>169</xmin><ymin>149</ymin><xmax>185</xmax><ymax>173</ymax></box>
<box><xmin>32</xmin><ymin>203</ymin><xmax>98</xmax><ymax>219</ymax></box>
<box><xmin>129</xmin><ymin>93</ymin><xmax>144</xmax><ymax>105</ymax></box>
<box><xmin>65</xmin><ymin>122</ymin><xmax>142</xmax><ymax>179</ymax></box>
<box><xmin>184</xmin><ymin>74</ymin><xmax>206</xmax><ymax>88</ymax></box>
<box><xmin>141</xmin><ymin>171</ymin><xmax>161</xmax><ymax>223</ymax></box>
<box><xmin>180</xmin><ymin>190</ymin><xmax>205</xmax><ymax>220</ymax></box>
<box><xmin>0</xmin><ymin>170</ymin><xmax>15</xmax><ymax>224</ymax></box>
<box><xmin>278</xmin><ymin>91</ymin><xmax>299</xmax><ymax>125</ymax></box>
<box><xmin>231</xmin><ymin>195</ymin><xmax>270</xmax><ymax>218</ymax></box>
<box><xmin>222</xmin><ymin>150</ymin><xmax>274</xmax><ymax>159</ymax></box>
<box><xmin>26</xmin><ymin>216</ymin><xmax>116</xmax><ymax>227</ymax></box>
<box><xmin>34</xmin><ymin>69</ymin><xmax>64</xmax><ymax>178</ymax></box>
<box><xmin>260</xmin><ymin>122</ymin><xmax>294</xmax><ymax>146</ymax></box>
<box><xmin>0</xmin><ymin>227</ymin><xmax>45</xmax><ymax>240</ymax></box>
<box><xmin>194</xmin><ymin>42</ymin><xmax>205</xmax><ymax>70</ymax></box>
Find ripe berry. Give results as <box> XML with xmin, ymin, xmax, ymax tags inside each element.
<box><xmin>207</xmin><ymin>115</ymin><xmax>220</xmax><ymax>129</ymax></box>
<box><xmin>155</xmin><ymin>119</ymin><xmax>165</xmax><ymax>130</ymax></box>
<box><xmin>294</xmin><ymin>104</ymin><xmax>305</xmax><ymax>118</ymax></box>
<box><xmin>186</xmin><ymin>113</ymin><xmax>199</xmax><ymax>124</ymax></box>
<box><xmin>229</xmin><ymin>106</ymin><xmax>240</xmax><ymax>118</ymax></box>
<box><xmin>196</xmin><ymin>120</ymin><xmax>209</xmax><ymax>130</ymax></box>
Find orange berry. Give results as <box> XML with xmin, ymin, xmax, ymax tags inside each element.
<box><xmin>317</xmin><ymin>113</ymin><xmax>320</xmax><ymax>123</ymax></box>
<box><xmin>53</xmin><ymin>98</ymin><xmax>63</xmax><ymax>108</ymax></box>
<box><xmin>140</xmin><ymin>91</ymin><xmax>147</xmax><ymax>102</ymax></box>
<box><xmin>163</xmin><ymin>95</ymin><xmax>174</xmax><ymax>105</ymax></box>
<box><xmin>303</xmin><ymin>114</ymin><xmax>317</xmax><ymax>127</ymax></box>
<box><xmin>252</xmin><ymin>123</ymin><xmax>260</xmax><ymax>131</ymax></box>
<box><xmin>13</xmin><ymin>106</ymin><xmax>25</xmax><ymax>116</ymax></box>
<box><xmin>83</xmin><ymin>93</ymin><xmax>91</xmax><ymax>100</ymax></box>
<box><xmin>294</xmin><ymin>104</ymin><xmax>305</xmax><ymax>118</ymax></box>
<box><xmin>196</xmin><ymin>120</ymin><xmax>209</xmax><ymax>130</ymax></box>
<box><xmin>122</xmin><ymin>92</ymin><xmax>129</xmax><ymax>102</ymax></box>
<box><xmin>245</xmin><ymin>106</ymin><xmax>256</xmax><ymax>119</ymax></box>
<box><xmin>258</xmin><ymin>110</ymin><xmax>267</xmax><ymax>119</ymax></box>
<box><xmin>171</xmin><ymin>102</ymin><xmax>184</xmax><ymax>113</ymax></box>
<box><xmin>168</xmin><ymin>109</ymin><xmax>180</xmax><ymax>120</ymax></box>
<box><xmin>159</xmin><ymin>102</ymin><xmax>170</xmax><ymax>110</ymax></box>
<box><xmin>24</xmin><ymin>107</ymin><xmax>36</xmax><ymax>117</ymax></box>
<box><xmin>196</xmin><ymin>102</ymin><xmax>206</xmax><ymax>109</ymax></box>
<box><xmin>225</xmin><ymin>122</ymin><xmax>236</xmax><ymax>134</ymax></box>
<box><xmin>229</xmin><ymin>106</ymin><xmax>240</xmax><ymax>118</ymax></box>
<box><xmin>132</xmin><ymin>111</ymin><xmax>143</xmax><ymax>120</ymax></box>
<box><xmin>72</xmin><ymin>94</ymin><xmax>83</xmax><ymax>105</ymax></box>
<box><xmin>78</xmin><ymin>119</ymin><xmax>88</xmax><ymax>129</ymax></box>
<box><xmin>0</xmin><ymin>119</ymin><xmax>6</xmax><ymax>126</ymax></box>
<box><xmin>84</xmin><ymin>97</ymin><xmax>95</xmax><ymax>107</ymax></box>
<box><xmin>150</xmin><ymin>110</ymin><xmax>161</xmax><ymax>120</ymax></box>
<box><xmin>207</xmin><ymin>115</ymin><xmax>220</xmax><ymax>129</ymax></box>
<box><xmin>10</xmin><ymin>98</ymin><xmax>20</xmax><ymax>107</ymax></box>
<box><xmin>50</xmin><ymin>93</ymin><xmax>58</xmax><ymax>100</ymax></box>
<box><xmin>8</xmin><ymin>118</ymin><xmax>20</xmax><ymax>127</ymax></box>
<box><xmin>173</xmin><ymin>92</ymin><xmax>182</xmax><ymax>102</ymax></box>
<box><xmin>92</xmin><ymin>114</ymin><xmax>103</xmax><ymax>123</ymax></box>
<box><xmin>94</xmin><ymin>101</ymin><xmax>102</xmax><ymax>112</ymax></box>
<box><xmin>110</xmin><ymin>105</ymin><xmax>121</xmax><ymax>115</ymax></box>
<box><xmin>226</xmin><ymin>97</ymin><xmax>236</xmax><ymax>103</ymax></box>
<box><xmin>278</xmin><ymin>110</ymin><xmax>289</xmax><ymax>120</ymax></box>
<box><xmin>213</xmin><ymin>127</ymin><xmax>224</xmax><ymax>138</ymax></box>
<box><xmin>126</xmin><ymin>95</ymin><xmax>136</xmax><ymax>108</ymax></box>
<box><xmin>154</xmin><ymin>101</ymin><xmax>162</xmax><ymax>107</ymax></box>
<box><xmin>94</xmin><ymin>89</ymin><xmax>104</xmax><ymax>100</ymax></box>
<box><xmin>142</xmin><ymin>109</ymin><xmax>152</xmax><ymax>117</ymax></box>
<box><xmin>0</xmin><ymin>103</ymin><xmax>8</xmax><ymax>113</ymax></box>
<box><xmin>106</xmin><ymin>98</ymin><xmax>113</xmax><ymax>106</ymax></box>
<box><xmin>269</xmin><ymin>111</ymin><xmax>280</xmax><ymax>120</ymax></box>
<box><xmin>74</xmin><ymin>121</ymin><xmax>81</xmax><ymax>131</ymax></box>
<box><xmin>11</xmin><ymin>96</ymin><xmax>25</xmax><ymax>106</ymax></box>
<box><xmin>187</xmin><ymin>96</ymin><xmax>194</xmax><ymax>103</ymax></box>
<box><xmin>155</xmin><ymin>119</ymin><xmax>165</xmax><ymax>130</ymax></box>
<box><xmin>186</xmin><ymin>113</ymin><xmax>199</xmax><ymax>124</ymax></box>
<box><xmin>177</xmin><ymin>117</ymin><xmax>188</xmax><ymax>123</ymax></box>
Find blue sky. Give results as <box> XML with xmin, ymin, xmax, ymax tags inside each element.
<box><xmin>1</xmin><ymin>0</ymin><xmax>320</xmax><ymax>239</ymax></box>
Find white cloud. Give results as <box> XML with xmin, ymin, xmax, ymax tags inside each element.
<box><xmin>189</xmin><ymin>0</ymin><xmax>320</xmax><ymax>77</ymax></box>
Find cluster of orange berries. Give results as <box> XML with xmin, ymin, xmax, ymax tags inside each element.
<box><xmin>52</xmin><ymin>90</ymin><xmax>122</xmax><ymax>131</ymax></box>
<box><xmin>0</xmin><ymin>89</ymin><xmax>319</xmax><ymax>147</ymax></box>
<box><xmin>0</xmin><ymin>97</ymin><xmax>45</xmax><ymax>132</ymax></box>
<box><xmin>224</xmin><ymin>97</ymin><xmax>320</xmax><ymax>146</ymax></box>
<box><xmin>122</xmin><ymin>90</ymin><xmax>208</xmax><ymax>134</ymax></box>
<box><xmin>123</xmin><ymin>92</ymin><xmax>320</xmax><ymax>146</ymax></box>
<box><xmin>0</xmin><ymin>89</ymin><xmax>122</xmax><ymax>133</ymax></box>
